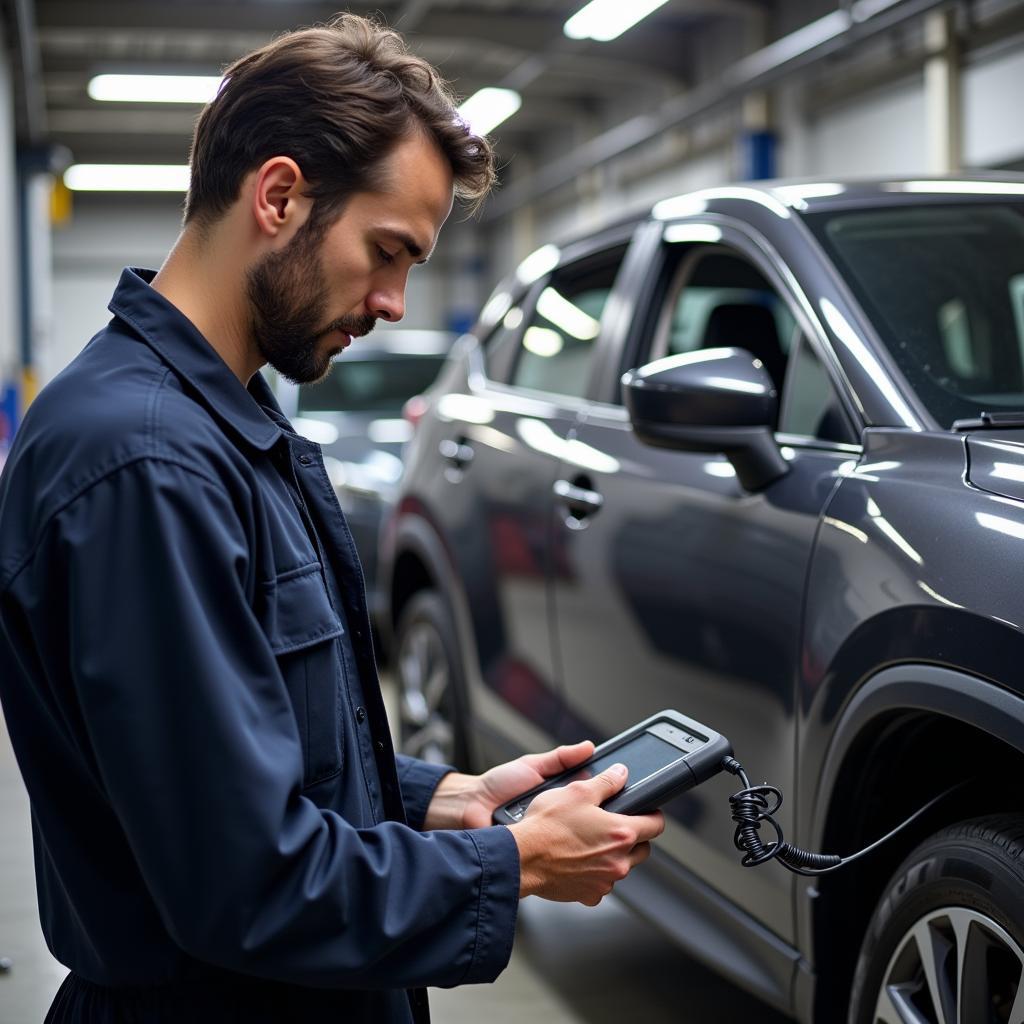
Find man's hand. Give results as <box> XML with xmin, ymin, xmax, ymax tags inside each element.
<box><xmin>510</xmin><ymin>764</ymin><xmax>665</xmax><ymax>906</ymax></box>
<box><xmin>421</xmin><ymin>740</ymin><xmax>596</xmax><ymax>831</ymax></box>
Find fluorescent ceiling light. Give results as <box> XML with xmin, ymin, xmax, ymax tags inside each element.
<box><xmin>64</xmin><ymin>164</ymin><xmax>190</xmax><ymax>192</ymax></box>
<box><xmin>457</xmin><ymin>88</ymin><xmax>522</xmax><ymax>136</ymax></box>
<box><xmin>88</xmin><ymin>73</ymin><xmax>222</xmax><ymax>104</ymax></box>
<box><xmin>564</xmin><ymin>0</ymin><xmax>669</xmax><ymax>41</ymax></box>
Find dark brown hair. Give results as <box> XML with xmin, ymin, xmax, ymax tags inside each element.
<box><xmin>184</xmin><ymin>13</ymin><xmax>495</xmax><ymax>227</ymax></box>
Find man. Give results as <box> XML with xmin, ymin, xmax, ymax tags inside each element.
<box><xmin>0</xmin><ymin>15</ymin><xmax>663</xmax><ymax>1023</ymax></box>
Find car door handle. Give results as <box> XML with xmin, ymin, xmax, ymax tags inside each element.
<box><xmin>553</xmin><ymin>478</ymin><xmax>604</xmax><ymax>512</ymax></box>
<box><xmin>439</xmin><ymin>438</ymin><xmax>475</xmax><ymax>469</ymax></box>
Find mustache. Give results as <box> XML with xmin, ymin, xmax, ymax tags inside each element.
<box><xmin>318</xmin><ymin>313</ymin><xmax>377</xmax><ymax>341</ymax></box>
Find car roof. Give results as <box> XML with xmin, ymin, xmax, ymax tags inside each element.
<box><xmin>551</xmin><ymin>173</ymin><xmax>1024</xmax><ymax>246</ymax></box>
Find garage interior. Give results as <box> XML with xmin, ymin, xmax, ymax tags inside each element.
<box><xmin>2</xmin><ymin>1</ymin><xmax>1024</xmax><ymax>1021</ymax></box>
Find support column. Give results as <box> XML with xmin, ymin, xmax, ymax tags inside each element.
<box><xmin>924</xmin><ymin>8</ymin><xmax>962</xmax><ymax>174</ymax></box>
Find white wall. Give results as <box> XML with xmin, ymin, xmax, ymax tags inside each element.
<box><xmin>963</xmin><ymin>42</ymin><xmax>1024</xmax><ymax>168</ymax></box>
<box><xmin>802</xmin><ymin>76</ymin><xmax>927</xmax><ymax>179</ymax></box>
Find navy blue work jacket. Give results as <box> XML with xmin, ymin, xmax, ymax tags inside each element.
<box><xmin>0</xmin><ymin>268</ymin><xmax>519</xmax><ymax>1022</ymax></box>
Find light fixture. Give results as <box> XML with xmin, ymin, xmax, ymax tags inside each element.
<box><xmin>64</xmin><ymin>164</ymin><xmax>190</xmax><ymax>192</ymax></box>
<box><xmin>88</xmin><ymin>74</ymin><xmax>222</xmax><ymax>104</ymax></box>
<box><xmin>564</xmin><ymin>0</ymin><xmax>669</xmax><ymax>42</ymax></box>
<box><xmin>457</xmin><ymin>87</ymin><xmax>522</xmax><ymax>136</ymax></box>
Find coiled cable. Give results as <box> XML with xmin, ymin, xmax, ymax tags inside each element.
<box><xmin>721</xmin><ymin>756</ymin><xmax>965</xmax><ymax>876</ymax></box>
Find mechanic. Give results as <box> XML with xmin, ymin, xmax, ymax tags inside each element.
<box><xmin>0</xmin><ymin>14</ymin><xmax>664</xmax><ymax>1024</ymax></box>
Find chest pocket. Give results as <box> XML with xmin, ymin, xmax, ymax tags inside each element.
<box><xmin>262</xmin><ymin>563</ymin><xmax>344</xmax><ymax>788</ymax></box>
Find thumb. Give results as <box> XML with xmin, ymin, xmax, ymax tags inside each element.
<box><xmin>583</xmin><ymin>762</ymin><xmax>628</xmax><ymax>802</ymax></box>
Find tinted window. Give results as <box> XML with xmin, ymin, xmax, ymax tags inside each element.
<box><xmin>649</xmin><ymin>247</ymin><xmax>796</xmax><ymax>399</ymax></box>
<box><xmin>780</xmin><ymin>335</ymin><xmax>856</xmax><ymax>443</ymax></box>
<box><xmin>298</xmin><ymin>355</ymin><xmax>447</xmax><ymax>414</ymax></box>
<box><xmin>482</xmin><ymin>306</ymin><xmax>525</xmax><ymax>383</ymax></box>
<box><xmin>510</xmin><ymin>248</ymin><xmax>625</xmax><ymax>398</ymax></box>
<box><xmin>806</xmin><ymin>204</ymin><xmax>1024</xmax><ymax>428</ymax></box>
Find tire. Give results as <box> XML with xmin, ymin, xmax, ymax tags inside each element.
<box><xmin>848</xmin><ymin>814</ymin><xmax>1024</xmax><ymax>1024</ymax></box>
<box><xmin>393</xmin><ymin>590</ymin><xmax>470</xmax><ymax>770</ymax></box>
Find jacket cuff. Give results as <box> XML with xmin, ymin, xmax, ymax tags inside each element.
<box><xmin>395</xmin><ymin>754</ymin><xmax>454</xmax><ymax>831</ymax></box>
<box><xmin>460</xmin><ymin>825</ymin><xmax>520</xmax><ymax>985</ymax></box>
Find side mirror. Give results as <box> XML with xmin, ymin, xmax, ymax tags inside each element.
<box><xmin>622</xmin><ymin>347</ymin><xmax>789</xmax><ymax>492</ymax></box>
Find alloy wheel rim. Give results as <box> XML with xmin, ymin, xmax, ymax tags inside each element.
<box><xmin>873</xmin><ymin>906</ymin><xmax>1024</xmax><ymax>1023</ymax></box>
<box><xmin>397</xmin><ymin>619</ymin><xmax>455</xmax><ymax>764</ymax></box>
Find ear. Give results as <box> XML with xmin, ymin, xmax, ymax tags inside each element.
<box><xmin>250</xmin><ymin>156</ymin><xmax>312</xmax><ymax>240</ymax></box>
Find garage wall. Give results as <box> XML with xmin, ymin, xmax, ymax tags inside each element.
<box><xmin>801</xmin><ymin>75</ymin><xmax>927</xmax><ymax>179</ymax></box>
<box><xmin>964</xmin><ymin>40</ymin><xmax>1024</xmax><ymax>168</ymax></box>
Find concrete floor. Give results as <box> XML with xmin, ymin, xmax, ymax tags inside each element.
<box><xmin>0</xmin><ymin>705</ymin><xmax>792</xmax><ymax>1023</ymax></box>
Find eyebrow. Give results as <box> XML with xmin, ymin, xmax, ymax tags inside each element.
<box><xmin>383</xmin><ymin>229</ymin><xmax>432</xmax><ymax>265</ymax></box>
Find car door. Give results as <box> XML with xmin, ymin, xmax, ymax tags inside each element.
<box><xmin>550</xmin><ymin>222</ymin><xmax>862</xmax><ymax>941</ymax></box>
<box><xmin>435</xmin><ymin>237</ymin><xmax>632</xmax><ymax>750</ymax></box>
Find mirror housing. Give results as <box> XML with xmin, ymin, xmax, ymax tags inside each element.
<box><xmin>622</xmin><ymin>347</ymin><xmax>789</xmax><ymax>492</ymax></box>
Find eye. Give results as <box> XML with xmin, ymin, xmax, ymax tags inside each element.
<box><xmin>376</xmin><ymin>245</ymin><xmax>396</xmax><ymax>265</ymax></box>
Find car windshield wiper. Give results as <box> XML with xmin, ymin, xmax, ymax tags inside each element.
<box><xmin>952</xmin><ymin>411</ymin><xmax>1024</xmax><ymax>431</ymax></box>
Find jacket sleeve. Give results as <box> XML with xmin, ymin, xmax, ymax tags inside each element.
<box><xmin>52</xmin><ymin>456</ymin><xmax>519</xmax><ymax>990</ymax></box>
<box><xmin>395</xmin><ymin>755</ymin><xmax>454</xmax><ymax>831</ymax></box>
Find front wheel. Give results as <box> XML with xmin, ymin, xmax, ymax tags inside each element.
<box><xmin>393</xmin><ymin>590</ymin><xmax>470</xmax><ymax>769</ymax></box>
<box><xmin>849</xmin><ymin>815</ymin><xmax>1024</xmax><ymax>1024</ymax></box>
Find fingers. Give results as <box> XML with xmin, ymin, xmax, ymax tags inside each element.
<box><xmin>628</xmin><ymin>810</ymin><xmax>665</xmax><ymax>843</ymax></box>
<box><xmin>578</xmin><ymin>762</ymin><xmax>628</xmax><ymax>802</ymax></box>
<box><xmin>629</xmin><ymin>841</ymin><xmax>652</xmax><ymax>868</ymax></box>
<box><xmin>523</xmin><ymin>740</ymin><xmax>595</xmax><ymax>778</ymax></box>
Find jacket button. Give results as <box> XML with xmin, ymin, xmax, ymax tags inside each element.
<box><xmin>298</xmin><ymin>453</ymin><xmax>313</xmax><ymax>466</ymax></box>
<box><xmin>356</xmin><ymin>707</ymin><xmax>366</xmax><ymax>723</ymax></box>
<box><xmin>376</xmin><ymin>740</ymin><xmax>386</xmax><ymax>753</ymax></box>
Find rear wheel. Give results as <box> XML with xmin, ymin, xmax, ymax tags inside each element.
<box><xmin>849</xmin><ymin>815</ymin><xmax>1024</xmax><ymax>1024</ymax></box>
<box><xmin>393</xmin><ymin>590</ymin><xmax>470</xmax><ymax>769</ymax></box>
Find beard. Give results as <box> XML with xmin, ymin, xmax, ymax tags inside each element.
<box><xmin>246</xmin><ymin>221</ymin><xmax>376</xmax><ymax>385</ymax></box>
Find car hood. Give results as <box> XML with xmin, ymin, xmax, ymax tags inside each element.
<box><xmin>966</xmin><ymin>431</ymin><xmax>1024</xmax><ymax>503</ymax></box>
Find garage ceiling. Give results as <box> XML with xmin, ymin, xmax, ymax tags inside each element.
<box><xmin>5</xmin><ymin>0</ymin><xmax>772</xmax><ymax>167</ymax></box>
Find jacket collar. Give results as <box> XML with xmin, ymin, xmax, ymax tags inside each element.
<box><xmin>108</xmin><ymin>267</ymin><xmax>282</xmax><ymax>451</ymax></box>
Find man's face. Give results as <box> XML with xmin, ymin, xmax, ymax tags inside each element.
<box><xmin>247</xmin><ymin>131</ymin><xmax>455</xmax><ymax>384</ymax></box>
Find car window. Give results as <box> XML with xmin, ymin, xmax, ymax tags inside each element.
<box><xmin>779</xmin><ymin>334</ymin><xmax>857</xmax><ymax>444</ymax></box>
<box><xmin>297</xmin><ymin>355</ymin><xmax>447</xmax><ymax>414</ymax></box>
<box><xmin>805</xmin><ymin>204</ymin><xmax>1024</xmax><ymax>428</ymax></box>
<box><xmin>645</xmin><ymin>246</ymin><xmax>797</xmax><ymax>407</ymax></box>
<box><xmin>481</xmin><ymin>304</ymin><xmax>526</xmax><ymax>383</ymax></box>
<box><xmin>640</xmin><ymin>242</ymin><xmax>855</xmax><ymax>443</ymax></box>
<box><xmin>509</xmin><ymin>248</ymin><xmax>626</xmax><ymax>399</ymax></box>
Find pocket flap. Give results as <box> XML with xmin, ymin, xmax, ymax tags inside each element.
<box><xmin>263</xmin><ymin>564</ymin><xmax>343</xmax><ymax>653</ymax></box>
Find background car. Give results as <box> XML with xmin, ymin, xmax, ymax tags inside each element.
<box><xmin>382</xmin><ymin>176</ymin><xmax>1024</xmax><ymax>1023</ymax></box>
<box><xmin>275</xmin><ymin>328</ymin><xmax>453</xmax><ymax>630</ymax></box>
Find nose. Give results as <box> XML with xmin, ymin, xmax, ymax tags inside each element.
<box><xmin>369</xmin><ymin>283</ymin><xmax>405</xmax><ymax>323</ymax></box>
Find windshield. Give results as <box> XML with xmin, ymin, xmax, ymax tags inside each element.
<box><xmin>805</xmin><ymin>203</ymin><xmax>1024</xmax><ymax>428</ymax></box>
<box><xmin>297</xmin><ymin>355</ymin><xmax>447</xmax><ymax>415</ymax></box>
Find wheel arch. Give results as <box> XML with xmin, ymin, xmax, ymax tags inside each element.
<box><xmin>802</xmin><ymin>664</ymin><xmax>1024</xmax><ymax>1019</ymax></box>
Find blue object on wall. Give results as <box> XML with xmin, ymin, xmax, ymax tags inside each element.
<box><xmin>740</xmin><ymin>130</ymin><xmax>777</xmax><ymax>181</ymax></box>
<box><xmin>0</xmin><ymin>381</ymin><xmax>17</xmax><ymax>445</ymax></box>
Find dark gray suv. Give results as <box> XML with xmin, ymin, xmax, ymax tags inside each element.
<box><xmin>382</xmin><ymin>177</ymin><xmax>1024</xmax><ymax>1023</ymax></box>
